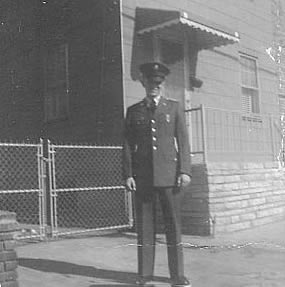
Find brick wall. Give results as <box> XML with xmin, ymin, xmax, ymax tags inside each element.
<box><xmin>182</xmin><ymin>162</ymin><xmax>285</xmax><ymax>235</ymax></box>
<box><xmin>0</xmin><ymin>211</ymin><xmax>19</xmax><ymax>287</ymax></box>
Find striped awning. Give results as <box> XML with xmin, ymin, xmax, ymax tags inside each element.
<box><xmin>136</xmin><ymin>8</ymin><xmax>240</xmax><ymax>49</ymax></box>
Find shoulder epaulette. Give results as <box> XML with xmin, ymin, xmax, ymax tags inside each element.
<box><xmin>129</xmin><ymin>100</ymin><xmax>143</xmax><ymax>107</ymax></box>
<box><xmin>128</xmin><ymin>100</ymin><xmax>145</xmax><ymax>111</ymax></box>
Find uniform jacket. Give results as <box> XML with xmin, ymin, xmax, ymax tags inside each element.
<box><xmin>123</xmin><ymin>97</ymin><xmax>191</xmax><ymax>187</ymax></box>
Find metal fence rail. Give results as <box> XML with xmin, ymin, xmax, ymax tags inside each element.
<box><xmin>0</xmin><ymin>140</ymin><xmax>133</xmax><ymax>240</ymax></box>
<box><xmin>187</xmin><ymin>105</ymin><xmax>282</xmax><ymax>164</ymax></box>
<box><xmin>0</xmin><ymin>141</ymin><xmax>45</xmax><ymax>239</ymax></box>
<box><xmin>48</xmin><ymin>142</ymin><xmax>133</xmax><ymax>238</ymax></box>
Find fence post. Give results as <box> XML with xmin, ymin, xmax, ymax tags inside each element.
<box><xmin>47</xmin><ymin>140</ymin><xmax>58</xmax><ymax>238</ymax></box>
<box><xmin>38</xmin><ymin>138</ymin><xmax>48</xmax><ymax>240</ymax></box>
<box><xmin>200</xmin><ymin>104</ymin><xmax>208</xmax><ymax>164</ymax></box>
<box><xmin>127</xmin><ymin>191</ymin><xmax>134</xmax><ymax>228</ymax></box>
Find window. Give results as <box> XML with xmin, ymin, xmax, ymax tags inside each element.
<box><xmin>240</xmin><ymin>54</ymin><xmax>260</xmax><ymax>114</ymax></box>
<box><xmin>44</xmin><ymin>43</ymin><xmax>69</xmax><ymax>121</ymax></box>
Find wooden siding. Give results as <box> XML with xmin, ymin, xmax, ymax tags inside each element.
<box><xmin>121</xmin><ymin>0</ymin><xmax>279</xmax><ymax>117</ymax></box>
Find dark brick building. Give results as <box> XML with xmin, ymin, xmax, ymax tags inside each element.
<box><xmin>0</xmin><ymin>0</ymin><xmax>123</xmax><ymax>144</ymax></box>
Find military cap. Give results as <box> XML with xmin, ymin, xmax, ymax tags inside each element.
<box><xmin>139</xmin><ymin>62</ymin><xmax>170</xmax><ymax>83</ymax></box>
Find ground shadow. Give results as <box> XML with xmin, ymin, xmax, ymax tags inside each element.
<box><xmin>89</xmin><ymin>285</ymin><xmax>153</xmax><ymax>287</ymax></box>
<box><xmin>100</xmin><ymin>231</ymin><xmax>137</xmax><ymax>240</ymax></box>
<box><xmin>19</xmin><ymin>258</ymin><xmax>169</xmax><ymax>285</ymax></box>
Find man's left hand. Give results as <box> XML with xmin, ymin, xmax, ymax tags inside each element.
<box><xmin>177</xmin><ymin>173</ymin><xmax>191</xmax><ymax>187</ymax></box>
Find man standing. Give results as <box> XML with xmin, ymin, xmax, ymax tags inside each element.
<box><xmin>123</xmin><ymin>62</ymin><xmax>192</xmax><ymax>287</ymax></box>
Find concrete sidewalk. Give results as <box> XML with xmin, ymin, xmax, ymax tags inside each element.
<box><xmin>16</xmin><ymin>220</ymin><xmax>285</xmax><ymax>287</ymax></box>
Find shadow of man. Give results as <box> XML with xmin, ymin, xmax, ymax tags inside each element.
<box><xmin>19</xmin><ymin>257</ymin><xmax>169</xmax><ymax>286</ymax></box>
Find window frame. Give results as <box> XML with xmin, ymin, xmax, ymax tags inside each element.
<box><xmin>239</xmin><ymin>53</ymin><xmax>261</xmax><ymax>115</ymax></box>
<box><xmin>44</xmin><ymin>43</ymin><xmax>70</xmax><ymax>122</ymax></box>
<box><xmin>279</xmin><ymin>94</ymin><xmax>285</xmax><ymax>116</ymax></box>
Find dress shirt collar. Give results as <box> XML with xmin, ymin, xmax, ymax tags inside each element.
<box><xmin>144</xmin><ymin>95</ymin><xmax>161</xmax><ymax>107</ymax></box>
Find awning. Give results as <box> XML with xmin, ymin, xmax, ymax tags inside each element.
<box><xmin>136</xmin><ymin>8</ymin><xmax>240</xmax><ymax>49</ymax></box>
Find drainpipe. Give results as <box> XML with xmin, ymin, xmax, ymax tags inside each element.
<box><xmin>98</xmin><ymin>1</ymin><xmax>107</xmax><ymax>143</ymax></box>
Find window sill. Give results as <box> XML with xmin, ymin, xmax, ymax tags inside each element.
<box><xmin>242</xmin><ymin>113</ymin><xmax>262</xmax><ymax>123</ymax></box>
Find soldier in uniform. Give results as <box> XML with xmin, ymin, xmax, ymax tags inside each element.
<box><xmin>123</xmin><ymin>62</ymin><xmax>192</xmax><ymax>287</ymax></box>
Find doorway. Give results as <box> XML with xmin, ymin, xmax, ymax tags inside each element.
<box><xmin>153</xmin><ymin>37</ymin><xmax>186</xmax><ymax>106</ymax></box>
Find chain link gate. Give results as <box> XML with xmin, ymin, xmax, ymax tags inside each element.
<box><xmin>47</xmin><ymin>141</ymin><xmax>133</xmax><ymax>238</ymax></box>
<box><xmin>0</xmin><ymin>141</ymin><xmax>46</xmax><ymax>240</ymax></box>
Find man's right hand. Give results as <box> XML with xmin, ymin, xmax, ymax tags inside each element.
<box><xmin>126</xmin><ymin>177</ymin><xmax>136</xmax><ymax>191</ymax></box>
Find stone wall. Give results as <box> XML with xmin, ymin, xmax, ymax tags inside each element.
<box><xmin>0</xmin><ymin>211</ymin><xmax>19</xmax><ymax>287</ymax></box>
<box><xmin>182</xmin><ymin>162</ymin><xmax>285</xmax><ymax>235</ymax></box>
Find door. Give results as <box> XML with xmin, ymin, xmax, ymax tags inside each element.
<box><xmin>155</xmin><ymin>38</ymin><xmax>185</xmax><ymax>106</ymax></box>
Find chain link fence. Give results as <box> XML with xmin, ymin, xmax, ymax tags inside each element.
<box><xmin>0</xmin><ymin>141</ymin><xmax>45</xmax><ymax>240</ymax></box>
<box><xmin>48</xmin><ymin>142</ymin><xmax>133</xmax><ymax>238</ymax></box>
<box><xmin>0</xmin><ymin>140</ymin><xmax>133</xmax><ymax>240</ymax></box>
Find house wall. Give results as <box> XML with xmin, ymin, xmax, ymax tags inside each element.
<box><xmin>0</xmin><ymin>0</ymin><xmax>43</xmax><ymax>141</ymax></box>
<box><xmin>193</xmin><ymin>1</ymin><xmax>278</xmax><ymax>115</ymax></box>
<box><xmin>122</xmin><ymin>0</ymin><xmax>285</xmax><ymax>234</ymax></box>
<box><xmin>183</xmin><ymin>162</ymin><xmax>285</xmax><ymax>235</ymax></box>
<box><xmin>43</xmin><ymin>0</ymin><xmax>124</xmax><ymax>144</ymax></box>
<box><xmin>0</xmin><ymin>0</ymin><xmax>124</xmax><ymax>144</ymax></box>
<box><xmin>122</xmin><ymin>0</ymin><xmax>278</xmax><ymax>114</ymax></box>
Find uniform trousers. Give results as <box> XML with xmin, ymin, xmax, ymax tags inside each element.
<box><xmin>135</xmin><ymin>184</ymin><xmax>185</xmax><ymax>280</ymax></box>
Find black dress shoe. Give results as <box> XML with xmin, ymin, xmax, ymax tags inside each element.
<box><xmin>171</xmin><ymin>276</ymin><xmax>192</xmax><ymax>287</ymax></box>
<box><xmin>135</xmin><ymin>276</ymin><xmax>154</xmax><ymax>286</ymax></box>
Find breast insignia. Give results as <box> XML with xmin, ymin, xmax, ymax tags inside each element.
<box><xmin>166</xmin><ymin>114</ymin><xmax>170</xmax><ymax>122</ymax></box>
<box><xmin>166</xmin><ymin>97</ymin><xmax>178</xmax><ymax>102</ymax></box>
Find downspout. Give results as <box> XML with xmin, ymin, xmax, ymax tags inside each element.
<box><xmin>120</xmin><ymin>0</ymin><xmax>127</xmax><ymax>117</ymax></box>
<box><xmin>98</xmin><ymin>1</ymin><xmax>106</xmax><ymax>143</ymax></box>
<box><xmin>119</xmin><ymin>0</ymin><xmax>133</xmax><ymax>228</ymax></box>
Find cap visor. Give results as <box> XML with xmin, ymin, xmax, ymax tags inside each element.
<box><xmin>149</xmin><ymin>76</ymin><xmax>165</xmax><ymax>83</ymax></box>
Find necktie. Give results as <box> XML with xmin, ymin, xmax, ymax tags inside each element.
<box><xmin>150</xmin><ymin>99</ymin><xmax>156</xmax><ymax>112</ymax></box>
